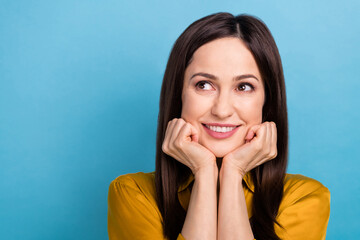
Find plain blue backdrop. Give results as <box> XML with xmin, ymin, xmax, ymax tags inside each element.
<box><xmin>1</xmin><ymin>0</ymin><xmax>359</xmax><ymax>239</ymax></box>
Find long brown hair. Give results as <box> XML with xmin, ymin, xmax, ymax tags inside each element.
<box><xmin>155</xmin><ymin>12</ymin><xmax>288</xmax><ymax>240</ymax></box>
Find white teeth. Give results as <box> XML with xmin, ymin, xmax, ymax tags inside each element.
<box><xmin>205</xmin><ymin>125</ymin><xmax>236</xmax><ymax>133</ymax></box>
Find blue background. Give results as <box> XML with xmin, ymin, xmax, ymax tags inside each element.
<box><xmin>1</xmin><ymin>0</ymin><xmax>359</xmax><ymax>239</ymax></box>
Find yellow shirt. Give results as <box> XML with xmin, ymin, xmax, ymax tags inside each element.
<box><xmin>108</xmin><ymin>171</ymin><xmax>330</xmax><ymax>240</ymax></box>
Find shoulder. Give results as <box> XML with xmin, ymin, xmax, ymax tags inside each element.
<box><xmin>275</xmin><ymin>174</ymin><xmax>331</xmax><ymax>239</ymax></box>
<box><xmin>111</xmin><ymin>171</ymin><xmax>156</xmax><ymax>190</ymax></box>
<box><xmin>280</xmin><ymin>173</ymin><xmax>330</xmax><ymax>213</ymax></box>
<box><xmin>107</xmin><ymin>172</ymin><xmax>165</xmax><ymax>239</ymax></box>
<box><xmin>283</xmin><ymin>174</ymin><xmax>330</xmax><ymax>199</ymax></box>
<box><xmin>108</xmin><ymin>171</ymin><xmax>157</xmax><ymax>206</ymax></box>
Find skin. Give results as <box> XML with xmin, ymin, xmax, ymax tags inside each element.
<box><xmin>162</xmin><ymin>37</ymin><xmax>278</xmax><ymax>240</ymax></box>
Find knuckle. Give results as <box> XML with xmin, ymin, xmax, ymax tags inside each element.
<box><xmin>162</xmin><ymin>143</ymin><xmax>168</xmax><ymax>153</ymax></box>
<box><xmin>267</xmin><ymin>145</ymin><xmax>272</xmax><ymax>153</ymax></box>
<box><xmin>265</xmin><ymin>147</ymin><xmax>272</xmax><ymax>157</ymax></box>
<box><xmin>174</xmin><ymin>139</ymin><xmax>183</xmax><ymax>148</ymax></box>
<box><xmin>254</xmin><ymin>142</ymin><xmax>262</xmax><ymax>151</ymax></box>
<box><xmin>270</xmin><ymin>149</ymin><xmax>277</xmax><ymax>159</ymax></box>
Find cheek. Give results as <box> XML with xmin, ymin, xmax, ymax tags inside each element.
<box><xmin>235</xmin><ymin>97</ymin><xmax>264</xmax><ymax>123</ymax></box>
<box><xmin>252</xmin><ymin>99</ymin><xmax>264</xmax><ymax>117</ymax></box>
<box><xmin>181</xmin><ymin>93</ymin><xmax>207</xmax><ymax>121</ymax></box>
<box><xmin>251</xmin><ymin>104</ymin><xmax>264</xmax><ymax>124</ymax></box>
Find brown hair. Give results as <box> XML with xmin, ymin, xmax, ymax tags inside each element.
<box><xmin>155</xmin><ymin>12</ymin><xmax>288</xmax><ymax>240</ymax></box>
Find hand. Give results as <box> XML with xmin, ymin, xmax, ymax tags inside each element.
<box><xmin>162</xmin><ymin>118</ymin><xmax>217</xmax><ymax>175</ymax></box>
<box><xmin>222</xmin><ymin>121</ymin><xmax>278</xmax><ymax>178</ymax></box>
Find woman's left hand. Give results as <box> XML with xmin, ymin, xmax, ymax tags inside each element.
<box><xmin>222</xmin><ymin>121</ymin><xmax>278</xmax><ymax>178</ymax></box>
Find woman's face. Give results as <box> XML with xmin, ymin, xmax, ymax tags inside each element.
<box><xmin>181</xmin><ymin>37</ymin><xmax>265</xmax><ymax>157</ymax></box>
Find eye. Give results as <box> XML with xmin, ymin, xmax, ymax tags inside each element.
<box><xmin>237</xmin><ymin>82</ymin><xmax>254</xmax><ymax>92</ymax></box>
<box><xmin>195</xmin><ymin>81</ymin><xmax>213</xmax><ymax>90</ymax></box>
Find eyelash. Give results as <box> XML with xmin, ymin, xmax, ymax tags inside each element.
<box><xmin>195</xmin><ymin>80</ymin><xmax>255</xmax><ymax>92</ymax></box>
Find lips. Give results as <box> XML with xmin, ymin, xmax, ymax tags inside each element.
<box><xmin>202</xmin><ymin>123</ymin><xmax>240</xmax><ymax>139</ymax></box>
<box><xmin>202</xmin><ymin>123</ymin><xmax>239</xmax><ymax>127</ymax></box>
<box><xmin>205</xmin><ymin>124</ymin><xmax>236</xmax><ymax>132</ymax></box>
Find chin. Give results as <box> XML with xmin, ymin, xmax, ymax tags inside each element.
<box><xmin>214</xmin><ymin>151</ymin><xmax>227</xmax><ymax>158</ymax></box>
<box><xmin>205</xmin><ymin>144</ymin><xmax>240</xmax><ymax>158</ymax></box>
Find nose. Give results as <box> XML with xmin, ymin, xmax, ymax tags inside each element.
<box><xmin>211</xmin><ymin>91</ymin><xmax>234</xmax><ymax>119</ymax></box>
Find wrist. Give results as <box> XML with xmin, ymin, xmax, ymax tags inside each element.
<box><xmin>220</xmin><ymin>159</ymin><xmax>246</xmax><ymax>180</ymax></box>
<box><xmin>193</xmin><ymin>162</ymin><xmax>218</xmax><ymax>179</ymax></box>
<box><xmin>219</xmin><ymin>166</ymin><xmax>244</xmax><ymax>191</ymax></box>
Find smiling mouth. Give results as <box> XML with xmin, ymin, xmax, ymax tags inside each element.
<box><xmin>202</xmin><ymin>124</ymin><xmax>240</xmax><ymax>133</ymax></box>
<box><xmin>201</xmin><ymin>123</ymin><xmax>240</xmax><ymax>139</ymax></box>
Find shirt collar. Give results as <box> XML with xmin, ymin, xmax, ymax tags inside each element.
<box><xmin>177</xmin><ymin>171</ymin><xmax>254</xmax><ymax>193</ymax></box>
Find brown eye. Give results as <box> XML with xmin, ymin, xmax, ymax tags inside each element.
<box><xmin>195</xmin><ymin>81</ymin><xmax>212</xmax><ymax>90</ymax></box>
<box><xmin>237</xmin><ymin>83</ymin><xmax>254</xmax><ymax>92</ymax></box>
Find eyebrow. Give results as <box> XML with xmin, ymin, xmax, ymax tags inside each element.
<box><xmin>190</xmin><ymin>72</ymin><xmax>259</xmax><ymax>82</ymax></box>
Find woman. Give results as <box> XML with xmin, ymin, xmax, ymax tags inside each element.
<box><xmin>108</xmin><ymin>12</ymin><xmax>330</xmax><ymax>240</ymax></box>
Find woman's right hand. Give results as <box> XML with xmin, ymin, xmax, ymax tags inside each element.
<box><xmin>162</xmin><ymin>118</ymin><xmax>217</xmax><ymax>175</ymax></box>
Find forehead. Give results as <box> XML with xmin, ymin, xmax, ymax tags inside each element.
<box><xmin>185</xmin><ymin>37</ymin><xmax>261</xmax><ymax>81</ymax></box>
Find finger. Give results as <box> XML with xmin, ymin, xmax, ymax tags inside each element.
<box><xmin>253</xmin><ymin>123</ymin><xmax>267</xmax><ymax>141</ymax></box>
<box><xmin>174</xmin><ymin>121</ymin><xmax>191</xmax><ymax>146</ymax></box>
<box><xmin>271</xmin><ymin>122</ymin><xmax>278</xmax><ymax>159</ymax></box>
<box><xmin>165</xmin><ymin>119</ymin><xmax>177</xmax><ymax>141</ymax></box>
<box><xmin>169</xmin><ymin>119</ymin><xmax>186</xmax><ymax>147</ymax></box>
<box><xmin>272</xmin><ymin>122</ymin><xmax>277</xmax><ymax>147</ymax></box>
<box><xmin>260</xmin><ymin>124</ymin><xmax>273</xmax><ymax>162</ymax></box>
<box><xmin>245</xmin><ymin>129</ymin><xmax>255</xmax><ymax>143</ymax></box>
<box><xmin>265</xmin><ymin>122</ymin><xmax>272</xmax><ymax>152</ymax></box>
<box><xmin>252</xmin><ymin>123</ymin><xmax>268</xmax><ymax>153</ymax></box>
<box><xmin>178</xmin><ymin>122</ymin><xmax>199</xmax><ymax>143</ymax></box>
<box><xmin>265</xmin><ymin>122</ymin><xmax>277</xmax><ymax>158</ymax></box>
<box><xmin>248</xmin><ymin>124</ymin><xmax>261</xmax><ymax>134</ymax></box>
<box><xmin>163</xmin><ymin>119</ymin><xmax>177</xmax><ymax>152</ymax></box>
<box><xmin>245</xmin><ymin>124</ymin><xmax>262</xmax><ymax>142</ymax></box>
